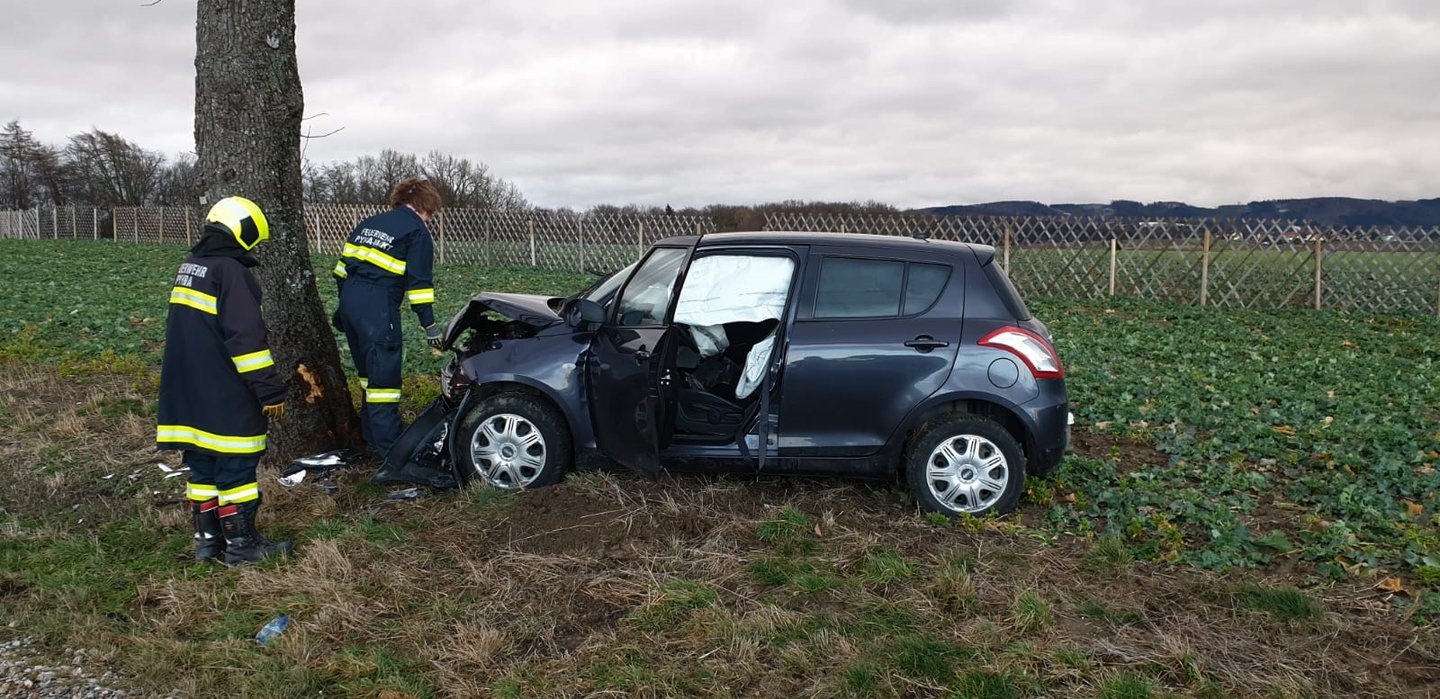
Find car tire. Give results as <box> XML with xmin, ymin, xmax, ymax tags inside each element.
<box><xmin>905</xmin><ymin>414</ymin><xmax>1025</xmax><ymax>517</ymax></box>
<box><xmin>455</xmin><ymin>393</ymin><xmax>572</xmax><ymax>490</ymax></box>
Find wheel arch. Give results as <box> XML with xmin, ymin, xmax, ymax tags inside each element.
<box><xmin>891</xmin><ymin>394</ymin><xmax>1036</xmax><ymax>477</ymax></box>
<box><xmin>459</xmin><ymin>375</ymin><xmax>590</xmax><ymax>450</ymax></box>
<box><xmin>450</xmin><ymin>380</ymin><xmax>576</xmax><ymax>489</ymax></box>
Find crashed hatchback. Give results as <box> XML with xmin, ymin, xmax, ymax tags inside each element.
<box><xmin>387</xmin><ymin>232</ymin><xmax>1070</xmax><ymax>517</ymax></box>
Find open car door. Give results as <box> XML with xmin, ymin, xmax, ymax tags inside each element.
<box><xmin>586</xmin><ymin>244</ymin><xmax>695</xmax><ymax>475</ymax></box>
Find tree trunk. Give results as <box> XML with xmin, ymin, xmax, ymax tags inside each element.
<box><xmin>194</xmin><ymin>0</ymin><xmax>358</xmax><ymax>459</ymax></box>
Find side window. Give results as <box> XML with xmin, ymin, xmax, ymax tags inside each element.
<box><xmin>815</xmin><ymin>257</ymin><xmax>904</xmax><ymax>318</ymax></box>
<box><xmin>904</xmin><ymin>263</ymin><xmax>950</xmax><ymax>315</ymax></box>
<box><xmin>613</xmin><ymin>248</ymin><xmax>687</xmax><ymax>326</ymax></box>
<box><xmin>814</xmin><ymin>257</ymin><xmax>953</xmax><ymax>319</ymax></box>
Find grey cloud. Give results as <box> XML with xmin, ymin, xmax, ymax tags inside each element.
<box><xmin>5</xmin><ymin>0</ymin><xmax>1437</xmax><ymax>209</ymax></box>
<box><xmin>835</xmin><ymin>0</ymin><xmax>1018</xmax><ymax>25</ymax></box>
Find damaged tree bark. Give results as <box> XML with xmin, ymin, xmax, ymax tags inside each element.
<box><xmin>194</xmin><ymin>0</ymin><xmax>358</xmax><ymax>457</ymax></box>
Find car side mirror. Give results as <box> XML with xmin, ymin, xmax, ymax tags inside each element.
<box><xmin>565</xmin><ymin>299</ymin><xmax>606</xmax><ymax>329</ymax></box>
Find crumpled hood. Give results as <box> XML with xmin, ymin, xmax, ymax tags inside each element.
<box><xmin>440</xmin><ymin>292</ymin><xmax>563</xmax><ymax>349</ymax></box>
<box><xmin>470</xmin><ymin>292</ymin><xmax>562</xmax><ymax>327</ymax></box>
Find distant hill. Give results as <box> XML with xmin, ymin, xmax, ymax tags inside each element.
<box><xmin>916</xmin><ymin>197</ymin><xmax>1440</xmax><ymax>227</ymax></box>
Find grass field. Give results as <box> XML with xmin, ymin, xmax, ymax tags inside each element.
<box><xmin>1</xmin><ymin>239</ymin><xmax>1438</xmax><ymax>697</ymax></box>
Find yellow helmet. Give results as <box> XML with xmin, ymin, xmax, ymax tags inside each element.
<box><xmin>206</xmin><ymin>196</ymin><xmax>269</xmax><ymax>251</ymax></box>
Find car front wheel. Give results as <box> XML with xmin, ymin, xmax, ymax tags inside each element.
<box><xmin>905</xmin><ymin>415</ymin><xmax>1025</xmax><ymax>517</ymax></box>
<box><xmin>455</xmin><ymin>393</ymin><xmax>571</xmax><ymax>490</ymax></box>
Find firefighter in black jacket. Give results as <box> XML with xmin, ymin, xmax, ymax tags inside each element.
<box><xmin>157</xmin><ymin>196</ymin><xmax>292</xmax><ymax>565</ymax></box>
<box><xmin>331</xmin><ymin>176</ymin><xmax>453</xmax><ymax>488</ymax></box>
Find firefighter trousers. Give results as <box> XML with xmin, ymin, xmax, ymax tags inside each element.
<box><xmin>338</xmin><ymin>279</ymin><xmax>405</xmax><ymax>459</ymax></box>
<box><xmin>184</xmin><ymin>450</ymin><xmax>261</xmax><ymax>505</ymax></box>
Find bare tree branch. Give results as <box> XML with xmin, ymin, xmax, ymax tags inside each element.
<box><xmin>301</xmin><ymin>127</ymin><xmax>345</xmax><ymax>140</ymax></box>
<box><xmin>299</xmin><ymin>113</ymin><xmax>344</xmax><ymax>158</ymax></box>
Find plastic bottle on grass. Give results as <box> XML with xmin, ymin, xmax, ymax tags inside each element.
<box><xmin>255</xmin><ymin>615</ymin><xmax>289</xmax><ymax>644</ymax></box>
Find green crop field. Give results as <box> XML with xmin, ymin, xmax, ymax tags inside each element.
<box><xmin>1</xmin><ymin>239</ymin><xmax>1438</xmax><ymax>697</ymax></box>
<box><xmin>1007</xmin><ymin>246</ymin><xmax>1439</xmax><ymax>313</ymax></box>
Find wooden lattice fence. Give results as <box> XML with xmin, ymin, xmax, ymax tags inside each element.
<box><xmin>1</xmin><ymin>206</ymin><xmax>1435</xmax><ymax>314</ymax></box>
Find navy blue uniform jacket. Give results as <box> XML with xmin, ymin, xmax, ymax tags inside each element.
<box><xmin>157</xmin><ymin>231</ymin><xmax>286</xmax><ymax>454</ymax></box>
<box><xmin>331</xmin><ymin>206</ymin><xmax>436</xmax><ymax>327</ymax></box>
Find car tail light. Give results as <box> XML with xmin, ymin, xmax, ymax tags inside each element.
<box><xmin>979</xmin><ymin>327</ymin><xmax>1064</xmax><ymax>379</ymax></box>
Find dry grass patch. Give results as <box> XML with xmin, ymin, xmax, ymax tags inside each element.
<box><xmin>3</xmin><ymin>361</ymin><xmax>1440</xmax><ymax>697</ymax></box>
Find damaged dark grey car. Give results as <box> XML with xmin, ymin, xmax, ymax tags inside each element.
<box><xmin>387</xmin><ymin>232</ymin><xmax>1070</xmax><ymax>517</ymax></box>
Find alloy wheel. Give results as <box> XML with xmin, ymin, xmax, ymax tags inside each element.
<box><xmin>469</xmin><ymin>413</ymin><xmax>547</xmax><ymax>489</ymax></box>
<box><xmin>925</xmin><ymin>433</ymin><xmax>1009</xmax><ymax>513</ymax></box>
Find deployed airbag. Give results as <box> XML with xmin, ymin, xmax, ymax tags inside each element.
<box><xmin>675</xmin><ymin>255</ymin><xmax>793</xmax><ymax>325</ymax></box>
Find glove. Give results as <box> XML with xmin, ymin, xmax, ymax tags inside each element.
<box><xmin>424</xmin><ymin>323</ymin><xmax>444</xmax><ymax>349</ymax></box>
<box><xmin>262</xmin><ymin>402</ymin><xmax>286</xmax><ymax>421</ymax></box>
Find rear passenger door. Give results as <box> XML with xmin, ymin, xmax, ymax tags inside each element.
<box><xmin>777</xmin><ymin>247</ymin><xmax>961</xmax><ymax>456</ymax></box>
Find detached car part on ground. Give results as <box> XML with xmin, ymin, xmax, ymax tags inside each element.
<box><xmin>384</xmin><ymin>232</ymin><xmax>1070</xmax><ymax>518</ymax></box>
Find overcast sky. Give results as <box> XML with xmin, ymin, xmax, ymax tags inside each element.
<box><xmin>3</xmin><ymin>0</ymin><xmax>1438</xmax><ymax>209</ymax></box>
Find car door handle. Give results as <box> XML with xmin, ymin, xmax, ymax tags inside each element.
<box><xmin>904</xmin><ymin>336</ymin><xmax>950</xmax><ymax>352</ymax></box>
<box><xmin>634</xmin><ymin>349</ymin><xmax>651</xmax><ymax>362</ymax></box>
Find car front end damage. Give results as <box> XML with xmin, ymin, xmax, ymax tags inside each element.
<box><xmin>382</xmin><ymin>293</ymin><xmax>567</xmax><ymax>485</ymax></box>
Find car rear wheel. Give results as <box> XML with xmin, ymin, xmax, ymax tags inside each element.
<box><xmin>455</xmin><ymin>393</ymin><xmax>571</xmax><ymax>490</ymax></box>
<box><xmin>905</xmin><ymin>415</ymin><xmax>1025</xmax><ymax>517</ymax></box>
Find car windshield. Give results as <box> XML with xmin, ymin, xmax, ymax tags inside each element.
<box><xmin>580</xmin><ymin>261</ymin><xmax>637</xmax><ymax>306</ymax></box>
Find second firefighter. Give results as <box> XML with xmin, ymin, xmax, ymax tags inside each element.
<box><xmin>331</xmin><ymin>176</ymin><xmax>453</xmax><ymax>487</ymax></box>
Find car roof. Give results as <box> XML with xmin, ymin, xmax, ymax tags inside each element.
<box><xmin>655</xmin><ymin>231</ymin><xmax>996</xmax><ymax>259</ymax></box>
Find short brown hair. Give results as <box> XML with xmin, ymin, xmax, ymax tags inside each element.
<box><xmin>388</xmin><ymin>176</ymin><xmax>442</xmax><ymax>215</ymax></box>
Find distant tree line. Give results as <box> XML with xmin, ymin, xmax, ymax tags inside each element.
<box><xmin>300</xmin><ymin>148</ymin><xmax>529</xmax><ymax>212</ymax></box>
<box><xmin>1</xmin><ymin>119</ymin><xmax>905</xmax><ymax>229</ymax></box>
<box><xmin>0</xmin><ymin>120</ymin><xmax>531</xmax><ymax>213</ymax></box>
<box><xmin>575</xmin><ymin>200</ymin><xmax>899</xmax><ymax>232</ymax></box>
<box><xmin>0</xmin><ymin>120</ymin><xmax>200</xmax><ymax>209</ymax></box>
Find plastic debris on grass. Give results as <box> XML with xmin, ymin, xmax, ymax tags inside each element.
<box><xmin>278</xmin><ymin>450</ymin><xmax>350</xmax><ymax>491</ymax></box>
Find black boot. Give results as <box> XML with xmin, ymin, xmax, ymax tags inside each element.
<box><xmin>219</xmin><ymin>501</ymin><xmax>293</xmax><ymax>565</ymax></box>
<box><xmin>192</xmin><ymin>498</ymin><xmax>225</xmax><ymax>562</ymax></box>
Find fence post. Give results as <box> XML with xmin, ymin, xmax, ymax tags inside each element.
<box><xmin>637</xmin><ymin>220</ymin><xmax>644</xmax><ymax>258</ymax></box>
<box><xmin>528</xmin><ymin>217</ymin><xmax>537</xmax><ymax>267</ymax></box>
<box><xmin>133</xmin><ymin>208</ymin><xmax>139</xmax><ymax>243</ymax></box>
<box><xmin>1313</xmin><ymin>239</ymin><xmax>1323</xmax><ymax>310</ymax></box>
<box><xmin>484</xmin><ymin>215</ymin><xmax>492</xmax><ymax>266</ymax></box>
<box><xmin>159</xmin><ymin>207</ymin><xmax>166</xmax><ymax>243</ymax></box>
<box><xmin>578</xmin><ymin>217</ymin><xmax>586</xmax><ymax>273</ymax></box>
<box><xmin>1200</xmin><ymin>227</ymin><xmax>1212</xmax><ymax>306</ymax></box>
<box><xmin>51</xmin><ymin>206</ymin><xmax>57</xmax><ymax>239</ymax></box>
<box><xmin>1002</xmin><ymin>223</ymin><xmax>1011</xmax><ymax>272</ymax></box>
<box><xmin>437</xmin><ymin>210</ymin><xmax>446</xmax><ymax>264</ymax></box>
<box><xmin>1108</xmin><ymin>238</ymin><xmax>1118</xmax><ymax>296</ymax></box>
<box><xmin>71</xmin><ymin>206</ymin><xmax>77</xmax><ymax>239</ymax></box>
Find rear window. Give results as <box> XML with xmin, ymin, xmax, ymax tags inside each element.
<box><xmin>816</xmin><ymin>258</ymin><xmax>903</xmax><ymax>318</ymax></box>
<box><xmin>815</xmin><ymin>257</ymin><xmax>952</xmax><ymax>319</ymax></box>
<box><xmin>982</xmin><ymin>261</ymin><xmax>1032</xmax><ymax>321</ymax></box>
<box><xmin>904</xmin><ymin>263</ymin><xmax>949</xmax><ymax>315</ymax></box>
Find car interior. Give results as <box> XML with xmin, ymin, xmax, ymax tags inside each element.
<box><xmin>666</xmin><ymin>254</ymin><xmax>795</xmax><ymax>442</ymax></box>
